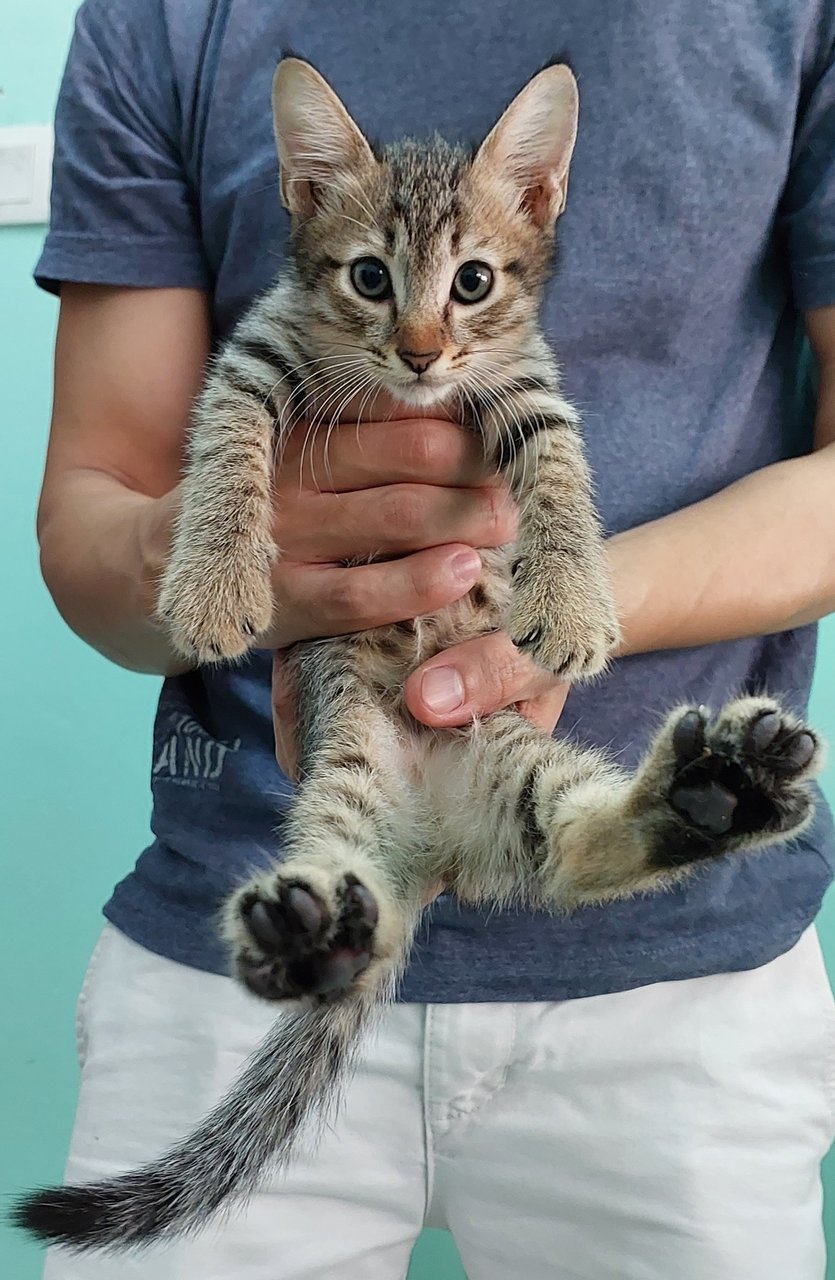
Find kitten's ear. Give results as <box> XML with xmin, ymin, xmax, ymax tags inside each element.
<box><xmin>472</xmin><ymin>64</ymin><xmax>579</xmax><ymax>228</ymax></box>
<box><xmin>272</xmin><ymin>58</ymin><xmax>376</xmax><ymax>218</ymax></box>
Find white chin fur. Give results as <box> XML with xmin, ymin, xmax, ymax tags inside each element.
<box><xmin>389</xmin><ymin>379</ymin><xmax>452</xmax><ymax>408</ymax></box>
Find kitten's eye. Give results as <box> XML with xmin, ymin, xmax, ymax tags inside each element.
<box><xmin>350</xmin><ymin>257</ymin><xmax>393</xmax><ymax>300</ymax></box>
<box><xmin>451</xmin><ymin>261</ymin><xmax>494</xmax><ymax>304</ymax></box>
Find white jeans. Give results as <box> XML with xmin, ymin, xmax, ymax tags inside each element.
<box><xmin>43</xmin><ymin>923</ymin><xmax>835</xmax><ymax>1280</ymax></box>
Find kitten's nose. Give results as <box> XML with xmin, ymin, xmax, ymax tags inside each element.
<box><xmin>398</xmin><ymin>349</ymin><xmax>442</xmax><ymax>375</ymax></box>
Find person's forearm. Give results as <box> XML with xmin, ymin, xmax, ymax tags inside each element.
<box><xmin>609</xmin><ymin>444</ymin><xmax>835</xmax><ymax>657</ymax></box>
<box><xmin>38</xmin><ymin>469</ymin><xmax>189</xmax><ymax>676</ymax></box>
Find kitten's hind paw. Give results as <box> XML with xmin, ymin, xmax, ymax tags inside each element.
<box><xmin>647</xmin><ymin>698</ymin><xmax>822</xmax><ymax>867</ymax></box>
<box><xmin>225</xmin><ymin>867</ymin><xmax>389</xmax><ymax>1002</ymax></box>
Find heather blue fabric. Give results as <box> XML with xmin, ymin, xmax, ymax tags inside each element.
<box><xmin>36</xmin><ymin>0</ymin><xmax>835</xmax><ymax>1000</ymax></box>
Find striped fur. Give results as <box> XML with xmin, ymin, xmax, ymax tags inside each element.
<box><xmin>14</xmin><ymin>58</ymin><xmax>823</xmax><ymax>1253</ymax></box>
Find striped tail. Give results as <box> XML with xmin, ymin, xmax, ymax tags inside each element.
<box><xmin>12</xmin><ymin>995</ymin><xmax>371</xmax><ymax>1252</ymax></box>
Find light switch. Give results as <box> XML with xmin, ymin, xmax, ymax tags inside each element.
<box><xmin>0</xmin><ymin>125</ymin><xmax>54</xmax><ymax>225</ymax></box>
<box><xmin>0</xmin><ymin>144</ymin><xmax>35</xmax><ymax>204</ymax></box>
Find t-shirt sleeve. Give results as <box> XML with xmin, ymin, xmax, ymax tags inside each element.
<box><xmin>35</xmin><ymin>0</ymin><xmax>210</xmax><ymax>295</ymax></box>
<box><xmin>782</xmin><ymin>34</ymin><xmax>835</xmax><ymax>311</ymax></box>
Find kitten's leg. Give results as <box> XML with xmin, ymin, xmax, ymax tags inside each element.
<box><xmin>224</xmin><ymin>640</ymin><xmax>428</xmax><ymax>1002</ymax></box>
<box><xmin>428</xmin><ymin>697</ymin><xmax>821</xmax><ymax>908</ymax></box>
<box><xmin>157</xmin><ymin>322</ymin><xmax>296</xmax><ymax>663</ymax></box>
<box><xmin>480</xmin><ymin>381</ymin><xmax>619</xmax><ymax>680</ymax></box>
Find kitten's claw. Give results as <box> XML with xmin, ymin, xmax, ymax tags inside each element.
<box><xmin>506</xmin><ymin>556</ymin><xmax>620</xmax><ymax>681</ymax></box>
<box><xmin>507</xmin><ymin>605</ymin><xmax>618</xmax><ymax>681</ymax></box>
<box><xmin>247</xmin><ymin>899</ymin><xmax>288</xmax><ymax>950</ymax></box>
<box><xmin>745</xmin><ymin>710</ymin><xmax>782</xmax><ymax>754</ymax></box>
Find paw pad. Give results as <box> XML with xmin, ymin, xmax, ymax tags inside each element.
<box><xmin>660</xmin><ymin>701</ymin><xmax>819</xmax><ymax>854</ymax></box>
<box><xmin>235</xmin><ymin>874</ymin><xmax>380</xmax><ymax>1001</ymax></box>
<box><xmin>669</xmin><ymin>779</ymin><xmax>738</xmax><ymax>835</ymax></box>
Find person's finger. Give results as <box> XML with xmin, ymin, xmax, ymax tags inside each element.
<box><xmin>272</xmin><ymin>649</ymin><xmax>299</xmax><ymax>780</ymax></box>
<box><xmin>279</xmin><ymin>417</ymin><xmax>498</xmax><ymax>493</ymax></box>
<box><xmin>263</xmin><ymin>543</ymin><xmax>484</xmax><ymax>647</ymax></box>
<box><xmin>403</xmin><ymin>630</ymin><xmax>560</xmax><ymax>727</ymax></box>
<box><xmin>514</xmin><ymin>683</ymin><xmax>571</xmax><ymax>736</ymax></box>
<box><xmin>278</xmin><ymin>482</ymin><xmax>516</xmax><ymax>562</ymax></box>
<box><xmin>422</xmin><ymin>879</ymin><xmax>446</xmax><ymax>907</ymax></box>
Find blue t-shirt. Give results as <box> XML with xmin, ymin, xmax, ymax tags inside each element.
<box><xmin>38</xmin><ymin>0</ymin><xmax>835</xmax><ymax>1001</ymax></box>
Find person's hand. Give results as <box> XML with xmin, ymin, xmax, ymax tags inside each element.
<box><xmin>403</xmin><ymin>631</ymin><xmax>570</xmax><ymax>734</ymax></box>
<box><xmin>258</xmin><ymin>417</ymin><xmax>517</xmax><ymax>650</ymax></box>
<box><xmin>267</xmin><ymin>413</ymin><xmax>568</xmax><ymax>787</ymax></box>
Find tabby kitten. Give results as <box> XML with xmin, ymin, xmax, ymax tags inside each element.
<box><xmin>16</xmin><ymin>58</ymin><xmax>821</xmax><ymax>1252</ymax></box>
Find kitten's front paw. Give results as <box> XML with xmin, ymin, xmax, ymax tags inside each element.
<box><xmin>157</xmin><ymin>549</ymin><xmax>273</xmax><ymax>664</ymax></box>
<box><xmin>507</xmin><ymin>559</ymin><xmax>620</xmax><ymax>681</ymax></box>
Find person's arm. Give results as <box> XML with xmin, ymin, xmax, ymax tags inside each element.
<box><xmin>606</xmin><ymin>305</ymin><xmax>835</xmax><ymax>655</ymax></box>
<box><xmin>37</xmin><ymin>284</ymin><xmax>511</xmax><ymax>678</ymax></box>
<box><xmin>37</xmin><ymin>285</ymin><xmax>209</xmax><ymax>674</ymax></box>
<box><xmin>404</xmin><ymin>307</ymin><xmax>835</xmax><ymax>725</ymax></box>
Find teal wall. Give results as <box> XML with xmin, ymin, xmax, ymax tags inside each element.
<box><xmin>0</xmin><ymin>6</ymin><xmax>833</xmax><ymax>1279</ymax></box>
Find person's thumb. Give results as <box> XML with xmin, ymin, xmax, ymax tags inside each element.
<box><xmin>404</xmin><ymin>631</ymin><xmax>557</xmax><ymax>727</ymax></box>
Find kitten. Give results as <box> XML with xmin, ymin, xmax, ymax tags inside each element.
<box><xmin>15</xmin><ymin>58</ymin><xmax>821</xmax><ymax>1252</ymax></box>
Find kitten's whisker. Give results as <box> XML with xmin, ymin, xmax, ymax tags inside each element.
<box><xmin>471</xmin><ymin>364</ymin><xmax>546</xmax><ymax>499</ymax></box>
<box><xmin>462</xmin><ymin>372</ymin><xmax>514</xmax><ymax>481</ymax></box>
<box><xmin>486</xmin><ymin>377</ymin><xmax>533</xmax><ymax>497</ymax></box>
<box><xmin>348</xmin><ymin>378</ymin><xmax>384</xmax><ymax>479</ymax></box>
<box><xmin>287</xmin><ymin>358</ymin><xmax>367</xmax><ymax>419</ymax></box>
<box><xmin>318</xmin><ymin>372</ymin><xmax>379</xmax><ymax>489</ymax></box>
<box><xmin>270</xmin><ymin>357</ymin><xmax>369</xmax><ymax>483</ymax></box>
<box><xmin>302</xmin><ymin>368</ymin><xmax>377</xmax><ymax>492</ymax></box>
<box><xmin>456</xmin><ymin>382</ymin><xmax>488</xmax><ymax>461</ymax></box>
<box><xmin>297</xmin><ymin>377</ymin><xmax>361</xmax><ymax>494</ymax></box>
<box><xmin>259</xmin><ymin>352</ymin><xmax>371</xmax><ymax>452</ymax></box>
<box><xmin>318</xmin><ymin>373</ymin><xmax>380</xmax><ymax>491</ymax></box>
<box><xmin>321</xmin><ymin>371</ymin><xmax>381</xmax><ymax>489</ymax></box>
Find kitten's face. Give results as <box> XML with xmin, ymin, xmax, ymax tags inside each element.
<box><xmin>294</xmin><ymin>142</ymin><xmax>554</xmax><ymax>409</ymax></box>
<box><xmin>273</xmin><ymin>59</ymin><xmax>578</xmax><ymax>412</ymax></box>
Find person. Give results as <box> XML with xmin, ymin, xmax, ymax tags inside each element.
<box><xmin>33</xmin><ymin>1</ymin><xmax>835</xmax><ymax>1276</ymax></box>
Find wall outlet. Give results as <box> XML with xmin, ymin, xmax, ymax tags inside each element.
<box><xmin>0</xmin><ymin>124</ymin><xmax>54</xmax><ymax>225</ymax></box>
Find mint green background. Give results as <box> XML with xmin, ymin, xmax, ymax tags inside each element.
<box><xmin>2</xmin><ymin>6</ymin><xmax>835</xmax><ymax>1278</ymax></box>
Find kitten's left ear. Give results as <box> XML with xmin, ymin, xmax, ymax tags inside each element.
<box><xmin>472</xmin><ymin>64</ymin><xmax>579</xmax><ymax>228</ymax></box>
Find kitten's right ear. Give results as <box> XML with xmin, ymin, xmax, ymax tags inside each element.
<box><xmin>272</xmin><ymin>58</ymin><xmax>376</xmax><ymax>218</ymax></box>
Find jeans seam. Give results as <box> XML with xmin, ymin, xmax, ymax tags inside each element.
<box><xmin>422</xmin><ymin>1003</ymin><xmax>437</xmax><ymax>1225</ymax></box>
<box><xmin>815</xmin><ymin>938</ymin><xmax>835</xmax><ymax>1138</ymax></box>
<box><xmin>799</xmin><ymin>927</ymin><xmax>835</xmax><ymax>1142</ymax></box>
<box><xmin>74</xmin><ymin>926</ymin><xmax>111</xmax><ymax>1070</ymax></box>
